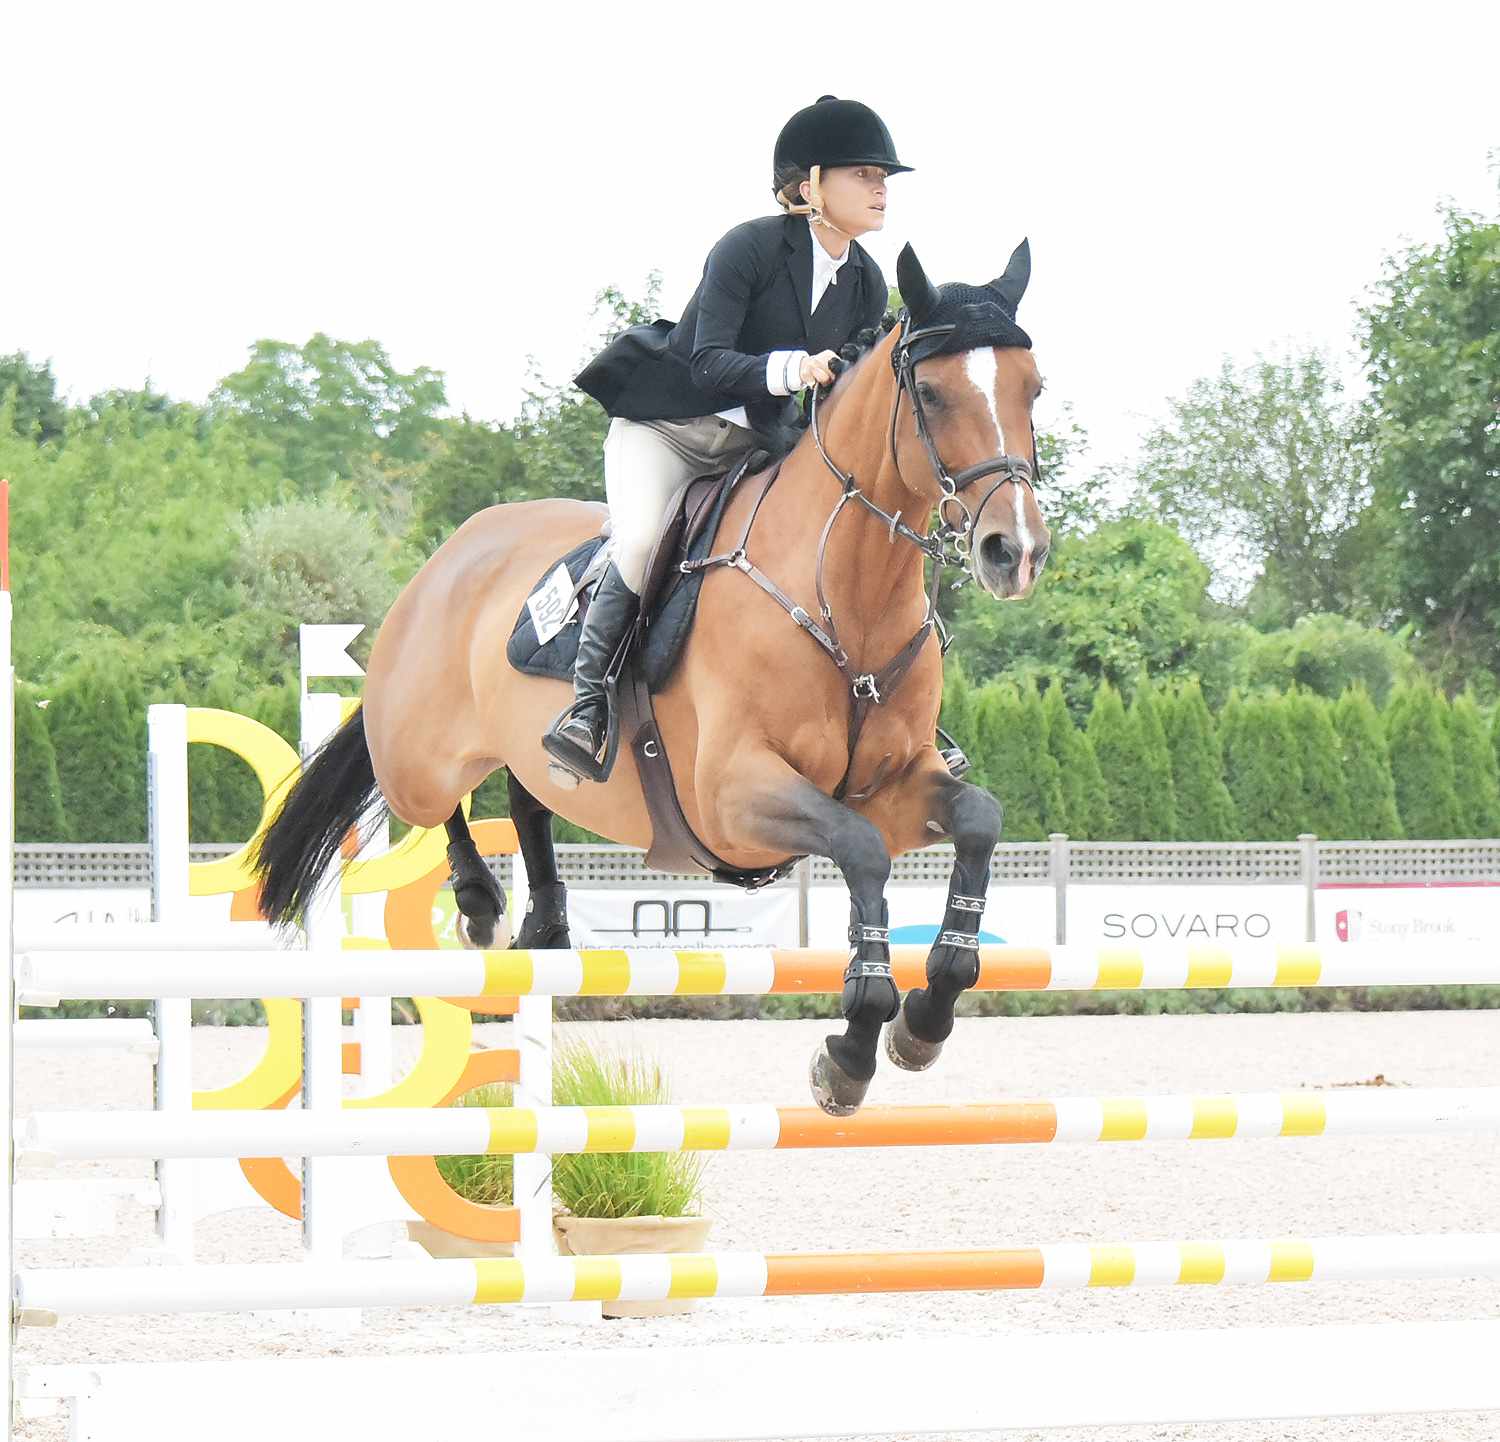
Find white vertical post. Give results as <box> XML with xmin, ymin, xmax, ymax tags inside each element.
<box><xmin>299</xmin><ymin>624</ymin><xmax>391</xmax><ymax>1100</ymax></box>
<box><xmin>1050</xmin><ymin>833</ymin><xmax>1069</xmax><ymax>945</ymax></box>
<box><xmin>298</xmin><ymin>691</ymin><xmax>347</xmax><ymax>1272</ymax></box>
<box><xmin>509</xmin><ymin>840</ymin><xmax>555</xmax><ymax>1261</ymax></box>
<box><xmin>351</xmin><ymin>814</ymin><xmax>392</xmax><ymax>1096</ymax></box>
<box><xmin>1300</xmin><ymin>833</ymin><xmax>1319</xmax><ymax>943</ymax></box>
<box><xmin>3</xmin><ymin>586</ymin><xmax>17</xmax><ymax>1405</ymax></box>
<box><xmin>146</xmin><ymin>704</ymin><xmax>193</xmax><ymax>1261</ymax></box>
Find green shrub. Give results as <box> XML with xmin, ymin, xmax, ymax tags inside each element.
<box><xmin>1223</xmin><ymin>693</ymin><xmax>1304</xmax><ymax>840</ymax></box>
<box><xmin>1130</xmin><ymin>677</ymin><xmax>1178</xmax><ymax>840</ymax></box>
<box><xmin>435</xmin><ymin>1083</ymin><xmax>514</xmax><ymax>1205</ymax></box>
<box><xmin>549</xmin><ymin>1040</ymin><xmax>705</xmax><ymax>1219</ymax></box>
<box><xmin>1448</xmin><ymin>694</ymin><xmax>1500</xmax><ymax>836</ymax></box>
<box><xmin>1087</xmin><ymin>681</ymin><xmax>1151</xmax><ymax>839</ymax></box>
<box><xmin>1286</xmin><ymin>690</ymin><xmax>1352</xmax><ymax>837</ymax></box>
<box><xmin>1385</xmin><ymin>683</ymin><xmax>1462</xmax><ymax>838</ymax></box>
<box><xmin>14</xmin><ymin>680</ymin><xmax>66</xmax><ymax>840</ymax></box>
<box><xmin>1043</xmin><ymin>680</ymin><xmax>1109</xmax><ymax>838</ymax></box>
<box><xmin>1333</xmin><ymin>686</ymin><xmax>1402</xmax><ymax>838</ymax></box>
<box><xmin>1161</xmin><ymin>680</ymin><xmax>1238</xmax><ymax>841</ymax></box>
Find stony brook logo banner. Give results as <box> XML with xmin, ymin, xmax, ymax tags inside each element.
<box><xmin>1317</xmin><ymin>883</ymin><xmax>1500</xmax><ymax>948</ymax></box>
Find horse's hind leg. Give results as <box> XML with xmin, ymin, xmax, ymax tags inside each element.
<box><xmin>886</xmin><ymin>774</ymin><xmax>1001</xmax><ymax>1071</ymax></box>
<box><xmin>445</xmin><ymin>808</ymin><xmax>509</xmax><ymax>949</ymax></box>
<box><xmin>711</xmin><ymin>753</ymin><xmax>898</xmax><ymax>1117</ymax></box>
<box><xmin>506</xmin><ymin>772</ymin><xmax>571</xmax><ymax>949</ymax></box>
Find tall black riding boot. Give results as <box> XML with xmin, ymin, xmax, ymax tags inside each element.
<box><xmin>542</xmin><ymin>562</ymin><xmax>640</xmax><ymax>783</ymax></box>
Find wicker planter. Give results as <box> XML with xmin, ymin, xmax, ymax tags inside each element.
<box><xmin>404</xmin><ymin>1219</ymin><xmax>514</xmax><ymax>1260</ymax></box>
<box><xmin>553</xmin><ymin>1213</ymin><xmax>714</xmax><ymax>1318</ymax></box>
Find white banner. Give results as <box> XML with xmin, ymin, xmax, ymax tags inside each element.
<box><xmin>808</xmin><ymin>885</ymin><xmax>1056</xmax><ymax>948</ymax></box>
<box><xmin>566</xmin><ymin>886</ymin><xmax>800</xmax><ymax>948</ymax></box>
<box><xmin>14</xmin><ymin>888</ymin><xmax>154</xmax><ymax>929</ymax></box>
<box><xmin>1066</xmin><ymin>885</ymin><xmax>1305</xmax><ymax>945</ymax></box>
<box><xmin>1317</xmin><ymin>883</ymin><xmax>1500</xmax><ymax>947</ymax></box>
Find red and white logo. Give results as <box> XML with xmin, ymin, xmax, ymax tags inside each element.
<box><xmin>1335</xmin><ymin>908</ymin><xmax>1363</xmax><ymax>943</ymax></box>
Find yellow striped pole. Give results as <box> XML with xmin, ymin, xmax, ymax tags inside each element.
<box><xmin>17</xmin><ymin>1233</ymin><xmax>1500</xmax><ymax>1316</ymax></box>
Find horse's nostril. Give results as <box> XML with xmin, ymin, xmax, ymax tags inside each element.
<box><xmin>981</xmin><ymin>534</ymin><xmax>1020</xmax><ymax>572</ymax></box>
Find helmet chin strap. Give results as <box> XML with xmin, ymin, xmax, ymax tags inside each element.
<box><xmin>805</xmin><ymin>165</ymin><xmax>855</xmax><ymax>243</ymax></box>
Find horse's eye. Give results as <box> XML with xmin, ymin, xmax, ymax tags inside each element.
<box><xmin>916</xmin><ymin>382</ymin><xmax>942</xmax><ymax>410</ymax></box>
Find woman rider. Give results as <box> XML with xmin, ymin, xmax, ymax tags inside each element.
<box><xmin>543</xmin><ymin>95</ymin><xmax>912</xmax><ymax>783</ymax></box>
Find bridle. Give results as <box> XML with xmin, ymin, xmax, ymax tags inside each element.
<box><xmin>806</xmin><ymin>312</ymin><xmax>1043</xmax><ymax>649</ymax></box>
<box><xmin>683</xmin><ymin>312</ymin><xmax>1043</xmax><ymax>798</ymax></box>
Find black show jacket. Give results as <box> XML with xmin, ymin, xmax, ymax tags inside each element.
<box><xmin>575</xmin><ymin>213</ymin><xmax>888</xmax><ymax>441</ymax></box>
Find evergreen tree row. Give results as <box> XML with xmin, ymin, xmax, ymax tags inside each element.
<box><xmin>13</xmin><ymin>664</ymin><xmax>1500</xmax><ymax>845</ymax></box>
<box><xmin>938</xmin><ymin>673</ymin><xmax>1500</xmax><ymax>842</ymax></box>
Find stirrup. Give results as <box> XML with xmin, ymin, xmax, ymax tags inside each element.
<box><xmin>543</xmin><ymin>698</ymin><xmax>619</xmax><ymax>785</ymax></box>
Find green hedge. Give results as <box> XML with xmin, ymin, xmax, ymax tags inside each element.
<box><xmin>15</xmin><ymin>666</ymin><xmax>1498</xmax><ymax>844</ymax></box>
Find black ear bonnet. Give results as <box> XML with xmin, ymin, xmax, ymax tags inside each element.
<box><xmin>895</xmin><ymin>238</ymin><xmax>1033</xmax><ymax>363</ymax></box>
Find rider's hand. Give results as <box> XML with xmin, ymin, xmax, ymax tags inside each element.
<box><xmin>799</xmin><ymin>350</ymin><xmax>841</xmax><ymax>389</ymax></box>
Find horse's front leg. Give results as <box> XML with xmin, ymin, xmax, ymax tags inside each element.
<box><xmin>855</xmin><ymin>751</ymin><xmax>1002</xmax><ymax>1073</ymax></box>
<box><xmin>708</xmin><ymin>751</ymin><xmax>898</xmax><ymax>1117</ymax></box>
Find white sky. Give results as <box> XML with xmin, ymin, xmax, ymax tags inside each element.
<box><xmin>5</xmin><ymin>1</ymin><xmax>1496</xmax><ymax>479</ymax></box>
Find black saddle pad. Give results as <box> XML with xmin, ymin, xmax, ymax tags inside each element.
<box><xmin>506</xmin><ymin>473</ymin><xmax>741</xmax><ymax>693</ymax></box>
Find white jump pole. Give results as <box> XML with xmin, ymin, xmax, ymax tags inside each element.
<box><xmin>17</xmin><ymin>1233</ymin><xmax>1500</xmax><ymax>1317</ymax></box>
<box><xmin>22</xmin><ymin>1085</ymin><xmax>1500</xmax><ymax>1161</ymax></box>
<box><xmin>20</xmin><ymin>942</ymin><xmax>1500</xmax><ymax>1006</ymax></box>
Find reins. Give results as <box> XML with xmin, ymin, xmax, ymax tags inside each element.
<box><xmin>682</xmin><ymin>315</ymin><xmax>1041</xmax><ymax>799</ymax></box>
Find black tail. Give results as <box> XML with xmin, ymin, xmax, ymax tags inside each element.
<box><xmin>252</xmin><ymin>706</ymin><xmax>386</xmax><ymax>929</ymax></box>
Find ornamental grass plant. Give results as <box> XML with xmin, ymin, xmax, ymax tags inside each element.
<box><xmin>435</xmin><ymin>1082</ymin><xmax>513</xmax><ymax>1205</ymax></box>
<box><xmin>433</xmin><ymin>1042</ymin><xmax>707</xmax><ymax>1220</ymax></box>
<box><xmin>550</xmin><ymin>1039</ymin><xmax>706</xmax><ymax>1220</ymax></box>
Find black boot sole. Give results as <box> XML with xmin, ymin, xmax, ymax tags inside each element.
<box><xmin>542</xmin><ymin>727</ymin><xmax>613</xmax><ymax>784</ymax></box>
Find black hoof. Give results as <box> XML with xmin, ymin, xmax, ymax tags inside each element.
<box><xmin>809</xmin><ymin>1041</ymin><xmax>871</xmax><ymax>1117</ymax></box>
<box><xmin>885</xmin><ymin>1006</ymin><xmax>944</xmax><ymax>1072</ymax></box>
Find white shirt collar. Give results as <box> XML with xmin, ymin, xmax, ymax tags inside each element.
<box><xmin>807</xmin><ymin>219</ymin><xmax>851</xmax><ymax>282</ymax></box>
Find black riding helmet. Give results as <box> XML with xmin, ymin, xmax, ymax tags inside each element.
<box><xmin>772</xmin><ymin>95</ymin><xmax>913</xmax><ymax>193</ymax></box>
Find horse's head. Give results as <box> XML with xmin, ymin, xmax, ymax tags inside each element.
<box><xmin>889</xmin><ymin>239</ymin><xmax>1050</xmax><ymax>600</ymax></box>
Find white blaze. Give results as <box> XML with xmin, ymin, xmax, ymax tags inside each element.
<box><xmin>962</xmin><ymin>348</ymin><xmax>1034</xmax><ymax>573</ymax></box>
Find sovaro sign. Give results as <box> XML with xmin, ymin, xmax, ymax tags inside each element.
<box><xmin>1067</xmin><ymin>885</ymin><xmax>1304</xmax><ymax>944</ymax></box>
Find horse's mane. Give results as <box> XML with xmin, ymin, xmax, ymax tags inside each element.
<box><xmin>758</xmin><ymin>313</ymin><xmax>899</xmax><ymax>464</ymax></box>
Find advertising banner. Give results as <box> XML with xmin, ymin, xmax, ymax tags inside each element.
<box><xmin>1066</xmin><ymin>885</ymin><xmax>1305</xmax><ymax>945</ymax></box>
<box><xmin>1316</xmin><ymin>883</ymin><xmax>1500</xmax><ymax>948</ymax></box>
<box><xmin>564</xmin><ymin>886</ymin><xmax>801</xmax><ymax>948</ymax></box>
<box><xmin>807</xmin><ymin>885</ymin><xmax>1056</xmax><ymax>948</ymax></box>
<box><xmin>15</xmin><ymin>890</ymin><xmax>243</xmax><ymax>935</ymax></box>
<box><xmin>14</xmin><ymin>888</ymin><xmax>154</xmax><ymax>930</ymax></box>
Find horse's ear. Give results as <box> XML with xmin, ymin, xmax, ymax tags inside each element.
<box><xmin>989</xmin><ymin>238</ymin><xmax>1031</xmax><ymax>312</ymax></box>
<box><xmin>896</xmin><ymin>243</ymin><xmax>939</xmax><ymax>323</ymax></box>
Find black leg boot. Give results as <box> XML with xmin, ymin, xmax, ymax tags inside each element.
<box><xmin>542</xmin><ymin>562</ymin><xmax>640</xmax><ymax>783</ymax></box>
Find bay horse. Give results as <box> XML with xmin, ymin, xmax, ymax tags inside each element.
<box><xmin>253</xmin><ymin>239</ymin><xmax>1050</xmax><ymax>1116</ymax></box>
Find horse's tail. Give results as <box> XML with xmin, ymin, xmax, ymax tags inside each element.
<box><xmin>252</xmin><ymin>706</ymin><xmax>386</xmax><ymax>929</ymax></box>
